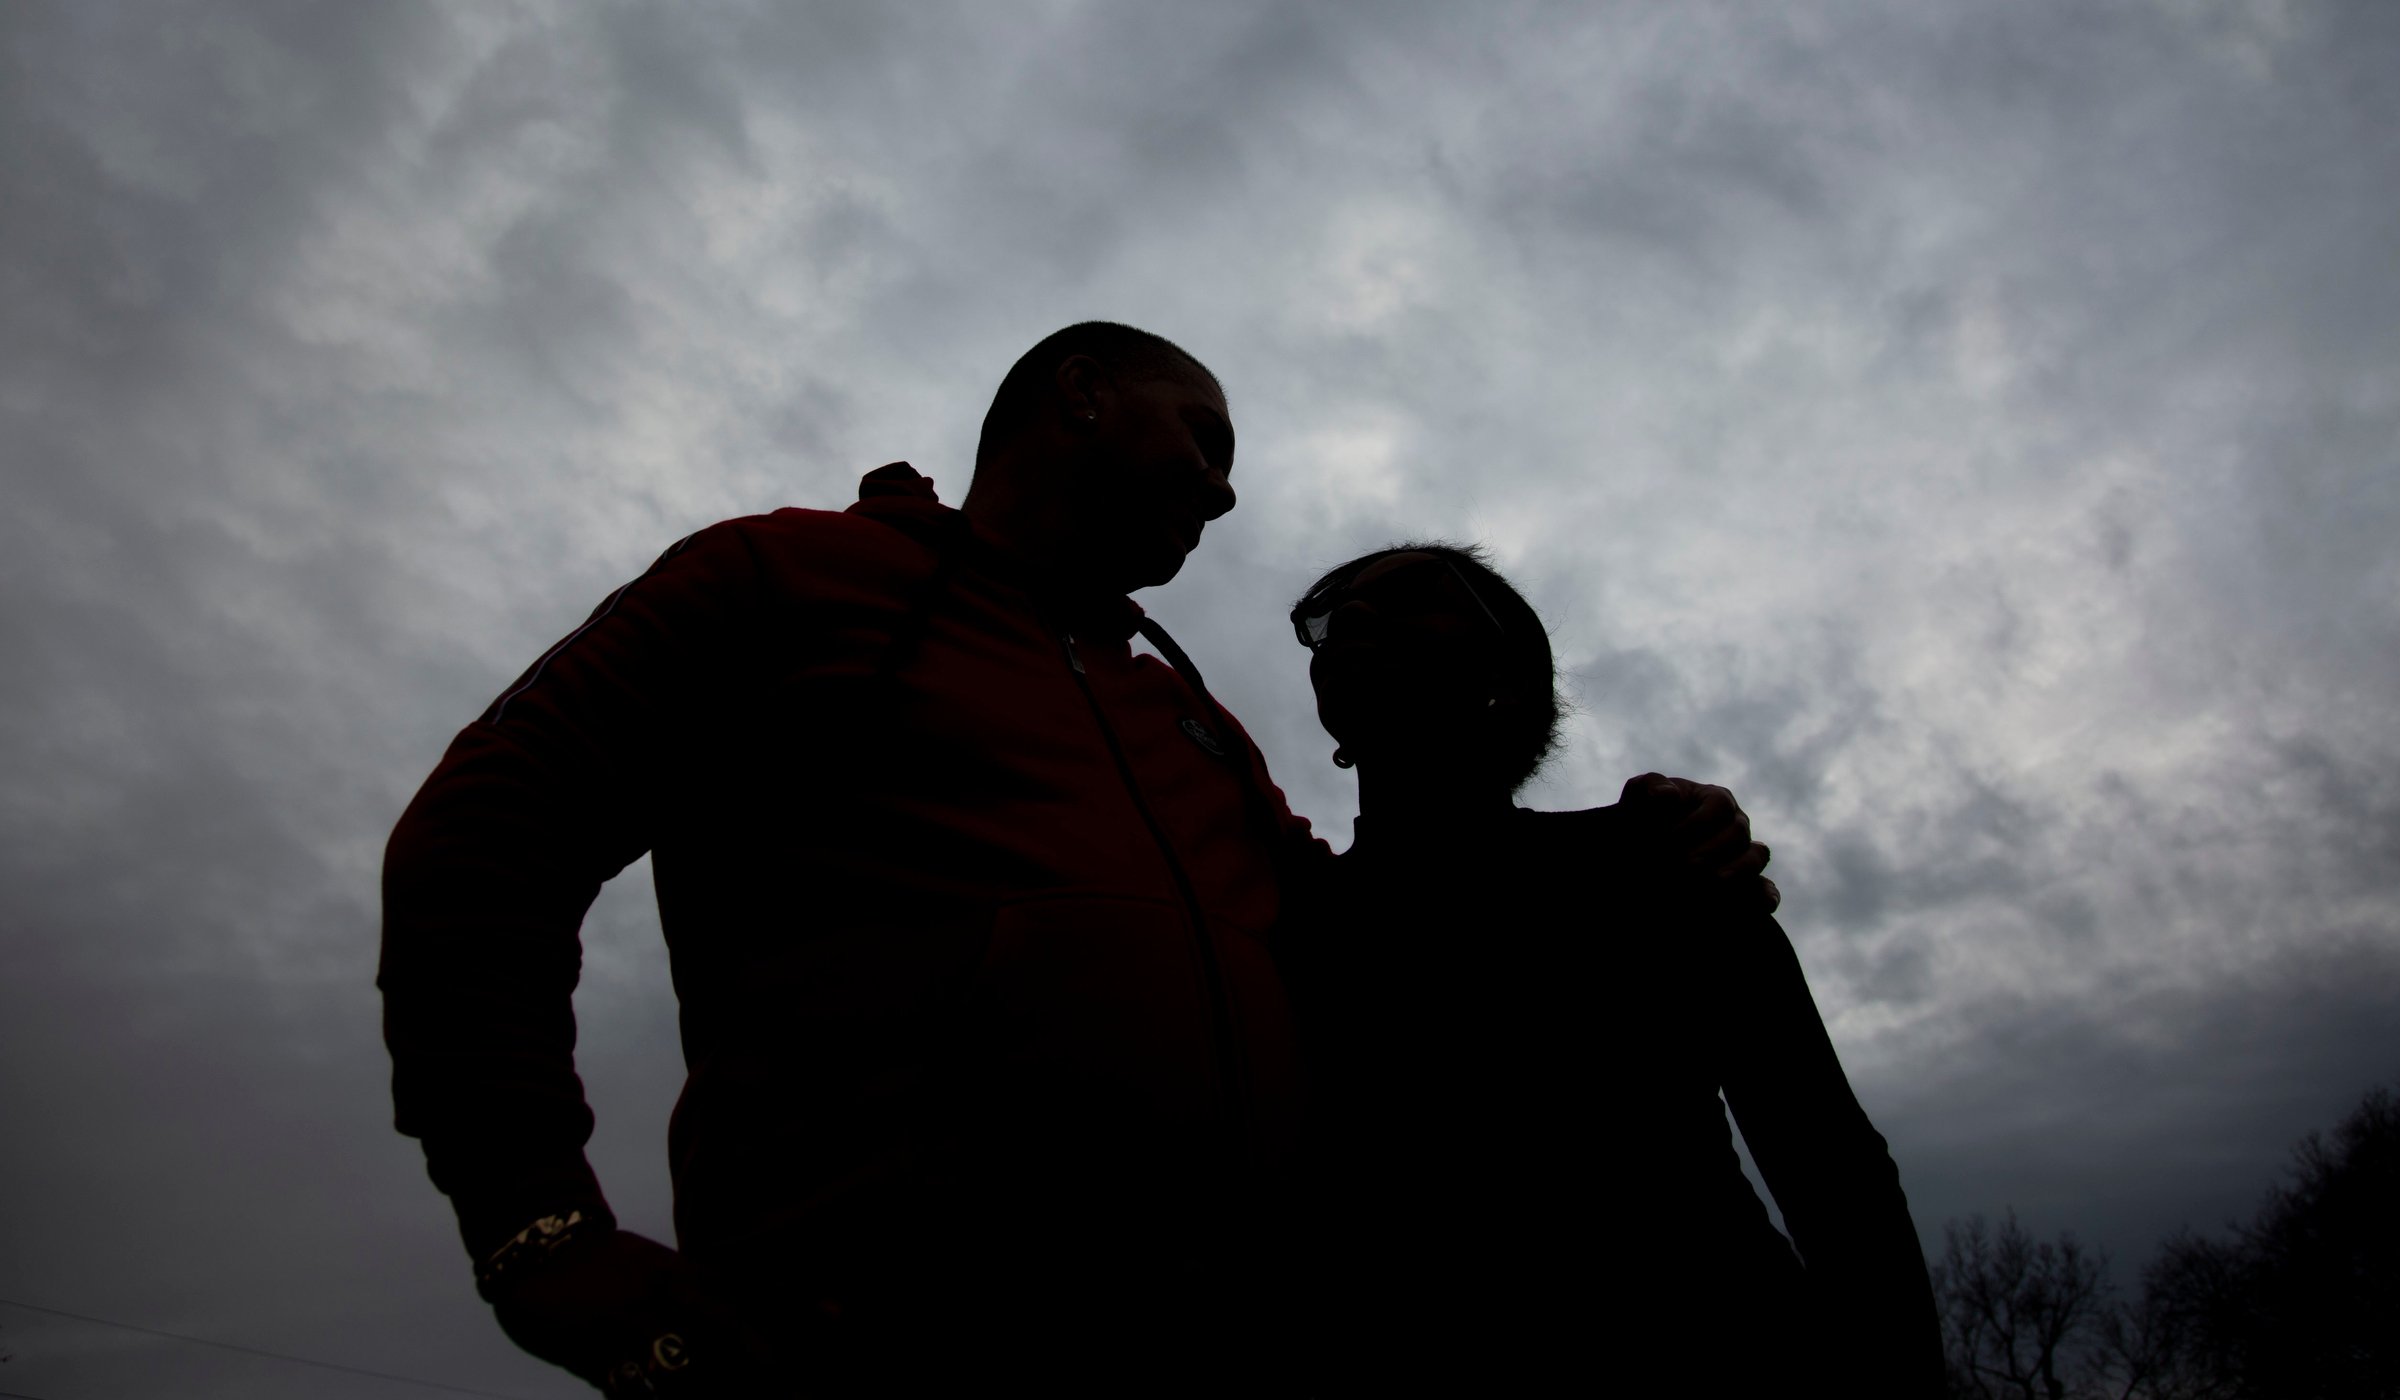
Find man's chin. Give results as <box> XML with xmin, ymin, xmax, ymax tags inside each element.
<box><xmin>1115</xmin><ymin>536</ymin><xmax>1195</xmax><ymax>593</ymax></box>
<box><xmin>1125</xmin><ymin>555</ymin><xmax>1187</xmax><ymax>592</ymax></box>
<box><xmin>1063</xmin><ymin>519</ymin><xmax>1198</xmax><ymax>595</ymax></box>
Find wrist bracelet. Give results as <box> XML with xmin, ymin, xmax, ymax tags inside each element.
<box><xmin>476</xmin><ymin>1209</ymin><xmax>597</xmax><ymax>1291</ymax></box>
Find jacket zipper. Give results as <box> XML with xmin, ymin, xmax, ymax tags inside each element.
<box><xmin>1057</xmin><ymin>629</ymin><xmax>1250</xmax><ymax>1142</ymax></box>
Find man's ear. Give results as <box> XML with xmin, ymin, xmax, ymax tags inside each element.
<box><xmin>1054</xmin><ymin>354</ymin><xmax>1109</xmax><ymax>430</ymax></box>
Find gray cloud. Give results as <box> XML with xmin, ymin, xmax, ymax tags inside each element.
<box><xmin>3</xmin><ymin>0</ymin><xmax>2395</xmax><ymax>1392</ymax></box>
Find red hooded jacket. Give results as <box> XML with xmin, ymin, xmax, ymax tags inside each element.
<box><xmin>379</xmin><ymin>465</ymin><xmax>1322</xmax><ymax>1323</ymax></box>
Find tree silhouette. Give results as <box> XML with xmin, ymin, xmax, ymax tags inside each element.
<box><xmin>2083</xmin><ymin>1267</ymin><xmax>2240</xmax><ymax>1400</ymax></box>
<box><xmin>1934</xmin><ymin>1211</ymin><xmax>2111</xmax><ymax>1399</ymax></box>
<box><xmin>1935</xmin><ymin>1082</ymin><xmax>2397</xmax><ymax>1400</ymax></box>
<box><xmin>2138</xmin><ymin>1084</ymin><xmax>2398</xmax><ymax>1399</ymax></box>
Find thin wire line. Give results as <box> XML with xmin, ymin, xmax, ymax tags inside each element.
<box><xmin>0</xmin><ymin>1298</ymin><xmax>540</xmax><ymax>1400</ymax></box>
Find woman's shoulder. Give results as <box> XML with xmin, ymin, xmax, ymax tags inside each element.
<box><xmin>1513</xmin><ymin>802</ymin><xmax>1630</xmax><ymax>844</ymax></box>
<box><xmin>1514</xmin><ymin>802</ymin><xmax>1775</xmax><ymax>921</ymax></box>
<box><xmin>1510</xmin><ymin>803</ymin><xmax>1647</xmax><ymax>881</ymax></box>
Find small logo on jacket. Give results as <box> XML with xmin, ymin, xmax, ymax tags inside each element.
<box><xmin>1180</xmin><ymin>717</ymin><xmax>1227</xmax><ymax>758</ymax></box>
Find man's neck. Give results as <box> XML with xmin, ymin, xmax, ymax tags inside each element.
<box><xmin>963</xmin><ymin>439</ymin><xmax>1069</xmax><ymax>542</ymax></box>
<box><xmin>962</xmin><ymin>465</ymin><xmax>1119</xmax><ymax>601</ymax></box>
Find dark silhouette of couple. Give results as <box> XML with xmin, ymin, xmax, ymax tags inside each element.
<box><xmin>380</xmin><ymin>323</ymin><xmax>1942</xmax><ymax>1395</ymax></box>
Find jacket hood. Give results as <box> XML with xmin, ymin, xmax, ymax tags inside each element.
<box><xmin>844</xmin><ymin>460</ymin><xmax>1145</xmax><ymax>644</ymax></box>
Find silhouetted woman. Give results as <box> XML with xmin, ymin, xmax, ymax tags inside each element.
<box><xmin>1277</xmin><ymin>543</ymin><xmax>1943</xmax><ymax>1396</ymax></box>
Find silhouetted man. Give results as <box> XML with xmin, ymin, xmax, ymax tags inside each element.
<box><xmin>379</xmin><ymin>323</ymin><xmax>1766</xmax><ymax>1394</ymax></box>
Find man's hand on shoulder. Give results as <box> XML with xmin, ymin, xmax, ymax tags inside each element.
<box><xmin>482</xmin><ymin>1224</ymin><xmax>771</xmax><ymax>1395</ymax></box>
<box><xmin>1619</xmin><ymin>772</ymin><xmax>1781</xmax><ymax>913</ymax></box>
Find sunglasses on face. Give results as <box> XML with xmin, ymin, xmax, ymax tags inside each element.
<box><xmin>1290</xmin><ymin>556</ymin><xmax>1508</xmax><ymax>651</ymax></box>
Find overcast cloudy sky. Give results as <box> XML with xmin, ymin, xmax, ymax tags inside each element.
<box><xmin>3</xmin><ymin>1</ymin><xmax>2395</xmax><ymax>1394</ymax></box>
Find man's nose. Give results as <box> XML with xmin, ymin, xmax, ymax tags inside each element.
<box><xmin>1195</xmin><ymin>469</ymin><xmax>1236</xmax><ymax>521</ymax></box>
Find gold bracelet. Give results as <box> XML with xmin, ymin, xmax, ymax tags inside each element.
<box><xmin>476</xmin><ymin>1208</ymin><xmax>594</xmax><ymax>1290</ymax></box>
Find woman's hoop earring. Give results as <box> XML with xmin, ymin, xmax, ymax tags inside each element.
<box><xmin>1331</xmin><ymin>748</ymin><xmax>1353</xmax><ymax>769</ymax></box>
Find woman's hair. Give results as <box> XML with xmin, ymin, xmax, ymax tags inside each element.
<box><xmin>1296</xmin><ymin>541</ymin><xmax>1565</xmax><ymax>793</ymax></box>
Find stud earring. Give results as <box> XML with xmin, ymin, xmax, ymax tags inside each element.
<box><xmin>1332</xmin><ymin>748</ymin><xmax>1353</xmax><ymax>769</ymax></box>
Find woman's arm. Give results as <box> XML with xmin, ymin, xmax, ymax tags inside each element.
<box><xmin>1714</xmin><ymin>912</ymin><xmax>1945</xmax><ymax>1396</ymax></box>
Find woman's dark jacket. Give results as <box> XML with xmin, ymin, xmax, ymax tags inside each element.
<box><xmin>1281</xmin><ymin>804</ymin><xmax>1943</xmax><ymax>1395</ymax></box>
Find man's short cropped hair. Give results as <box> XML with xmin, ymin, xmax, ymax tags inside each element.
<box><xmin>975</xmin><ymin>322</ymin><xmax>1222</xmax><ymax>468</ymax></box>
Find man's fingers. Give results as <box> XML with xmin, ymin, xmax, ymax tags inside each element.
<box><xmin>1619</xmin><ymin>774</ymin><xmax>1776</xmax><ymax>903</ymax></box>
<box><xmin>1713</xmin><ymin>840</ymin><xmax>1772</xmax><ymax>881</ymax></box>
<box><xmin>1664</xmin><ymin>784</ymin><xmax>1746</xmax><ymax>836</ymax></box>
<box><xmin>487</xmin><ymin>1229</ymin><xmax>765</xmax><ymax>1394</ymax></box>
<box><xmin>1626</xmin><ymin>777</ymin><xmax>1771</xmax><ymax>880</ymax></box>
<box><xmin>603</xmin><ymin>1331</ymin><xmax>708</xmax><ymax>1396</ymax></box>
<box><xmin>1666</xmin><ymin>789</ymin><xmax>1751</xmax><ymax>862</ymax></box>
<box><xmin>1673</xmin><ymin>823</ymin><xmax>1746</xmax><ymax>874</ymax></box>
<box><xmin>1711</xmin><ymin>847</ymin><xmax>1779</xmax><ymax>914</ymax></box>
<box><xmin>1623</xmin><ymin>773</ymin><xmax>1722</xmax><ymax>826</ymax></box>
<box><xmin>1620</xmin><ymin>772</ymin><xmax>1687</xmax><ymax>814</ymax></box>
